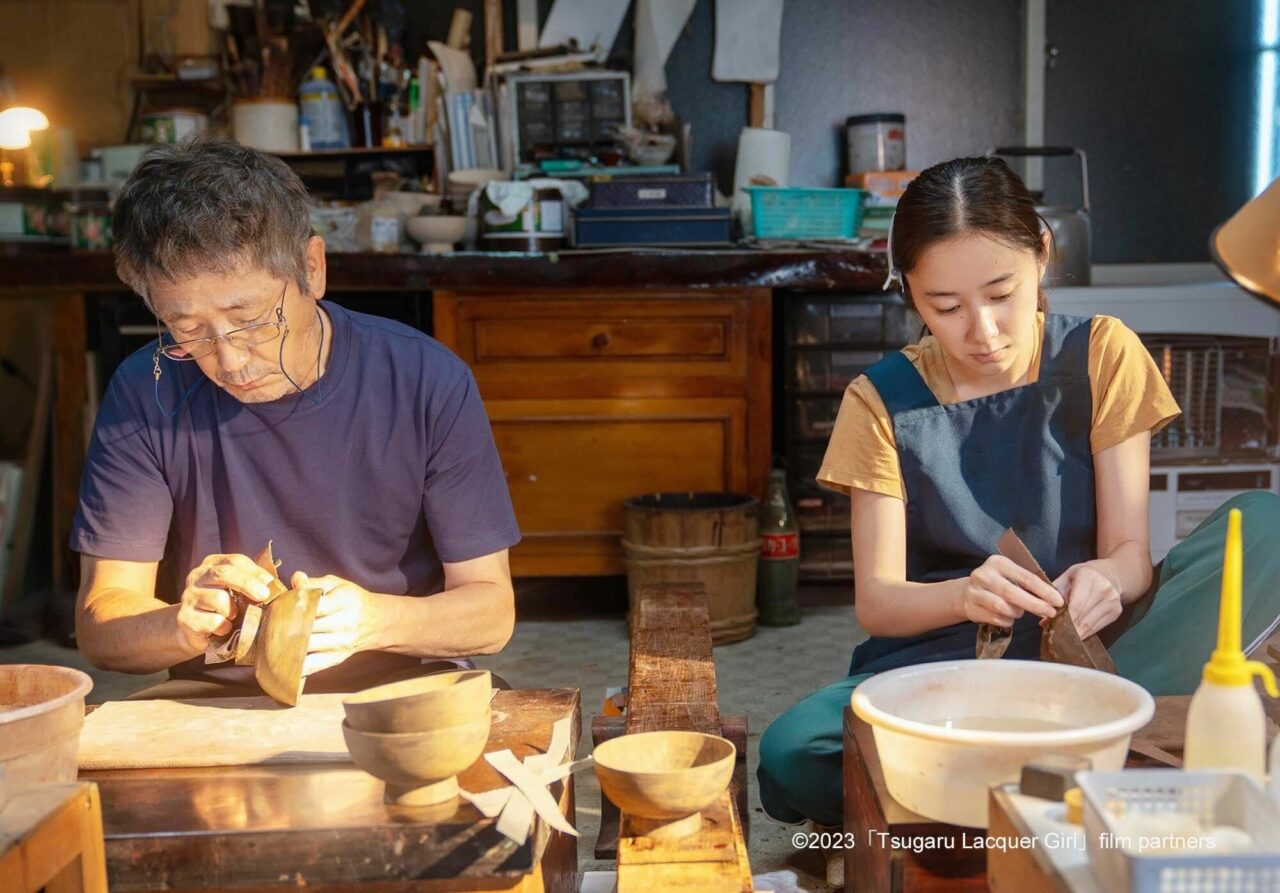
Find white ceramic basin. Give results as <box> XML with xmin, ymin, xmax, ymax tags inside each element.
<box><xmin>850</xmin><ymin>659</ymin><xmax>1154</xmax><ymax>828</ymax></box>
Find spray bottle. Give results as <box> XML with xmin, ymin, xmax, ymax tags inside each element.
<box><xmin>1183</xmin><ymin>508</ymin><xmax>1278</xmax><ymax>782</ymax></box>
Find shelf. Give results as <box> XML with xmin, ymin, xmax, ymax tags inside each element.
<box><xmin>790</xmin><ymin>341</ymin><xmax>901</xmax><ymax>352</ymax></box>
<box><xmin>273</xmin><ymin>145</ymin><xmax>434</xmax><ymax>160</ymax></box>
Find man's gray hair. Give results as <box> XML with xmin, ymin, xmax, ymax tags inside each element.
<box><xmin>112</xmin><ymin>137</ymin><xmax>313</xmax><ymax>305</ymax></box>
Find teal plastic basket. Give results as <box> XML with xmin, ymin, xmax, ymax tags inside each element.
<box><xmin>747</xmin><ymin>187</ymin><xmax>865</xmax><ymax>239</ymax></box>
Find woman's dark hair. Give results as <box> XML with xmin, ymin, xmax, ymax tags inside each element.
<box><xmin>890</xmin><ymin>156</ymin><xmax>1050</xmax><ymax>312</ymax></box>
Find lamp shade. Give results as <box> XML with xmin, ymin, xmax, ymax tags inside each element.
<box><xmin>1211</xmin><ymin>178</ymin><xmax>1280</xmax><ymax>306</ymax></box>
<box><xmin>0</xmin><ymin>107</ymin><xmax>49</xmax><ymax>132</ymax></box>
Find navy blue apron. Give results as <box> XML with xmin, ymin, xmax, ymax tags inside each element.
<box><xmin>848</xmin><ymin>314</ymin><xmax>1097</xmax><ymax>675</ymax></box>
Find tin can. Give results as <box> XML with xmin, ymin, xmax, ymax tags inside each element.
<box><xmin>845</xmin><ymin>113</ymin><xmax>906</xmax><ymax>174</ymax></box>
<box><xmin>66</xmin><ymin>188</ymin><xmax>112</xmax><ymax>251</ymax></box>
<box><xmin>140</xmin><ymin>108</ymin><xmax>208</xmax><ymax>144</ymax></box>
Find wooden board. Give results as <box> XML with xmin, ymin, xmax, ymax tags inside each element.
<box><xmin>85</xmin><ymin>689</ymin><xmax>579</xmax><ymax>892</ymax></box>
<box><xmin>615</xmin><ymin>583</ymin><xmax>753</xmax><ymax>893</ymax></box>
<box><xmin>0</xmin><ymin>782</ymin><xmax>107</xmax><ymax>893</ymax></box>
<box><xmin>78</xmin><ymin>694</ymin><xmax>351</xmax><ymax>769</ymax></box>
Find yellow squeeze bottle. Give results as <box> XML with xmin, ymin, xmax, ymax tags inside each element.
<box><xmin>1184</xmin><ymin>509</ymin><xmax>1278</xmax><ymax>782</ymax></box>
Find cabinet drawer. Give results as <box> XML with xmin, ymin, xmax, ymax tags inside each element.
<box><xmin>436</xmin><ymin>292</ymin><xmax>761</xmax><ymax>400</ymax></box>
<box><xmin>476</xmin><ymin>315</ymin><xmax>727</xmax><ymax>361</ymax></box>
<box><xmin>490</xmin><ymin>397</ymin><xmax>746</xmax><ymax>534</ymax></box>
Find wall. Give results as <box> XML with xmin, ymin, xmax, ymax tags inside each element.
<box><xmin>1044</xmin><ymin>0</ymin><xmax>1259</xmax><ymax>263</ymax></box>
<box><xmin>0</xmin><ymin>0</ymin><xmax>139</xmax><ymax>153</ymax></box>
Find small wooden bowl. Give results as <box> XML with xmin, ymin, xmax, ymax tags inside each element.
<box><xmin>342</xmin><ymin>713</ymin><xmax>491</xmax><ymax>806</ymax></box>
<box><xmin>342</xmin><ymin>670</ymin><xmax>491</xmax><ymax>733</ymax></box>
<box><xmin>593</xmin><ymin>731</ymin><xmax>736</xmax><ymax>840</ymax></box>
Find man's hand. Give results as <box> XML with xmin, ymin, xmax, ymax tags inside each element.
<box><xmin>291</xmin><ymin>572</ymin><xmax>382</xmax><ymax>676</ymax></box>
<box><xmin>176</xmin><ymin>554</ymin><xmax>276</xmax><ymax>651</ymax></box>
<box><xmin>1051</xmin><ymin>560</ymin><xmax>1124</xmax><ymax>640</ymax></box>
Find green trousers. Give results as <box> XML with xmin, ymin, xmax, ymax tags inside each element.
<box><xmin>757</xmin><ymin>491</ymin><xmax>1280</xmax><ymax>827</ymax></box>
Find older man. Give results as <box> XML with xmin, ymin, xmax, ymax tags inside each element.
<box><xmin>72</xmin><ymin>138</ymin><xmax>519</xmax><ymax>695</ymax></box>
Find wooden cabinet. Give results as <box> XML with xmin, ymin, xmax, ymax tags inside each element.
<box><xmin>434</xmin><ymin>289</ymin><xmax>772</xmax><ymax>576</ymax></box>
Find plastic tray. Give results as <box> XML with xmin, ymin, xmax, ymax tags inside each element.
<box><xmin>1077</xmin><ymin>769</ymin><xmax>1280</xmax><ymax>892</ymax></box>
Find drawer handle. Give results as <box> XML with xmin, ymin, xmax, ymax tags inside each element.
<box><xmin>591</xmin><ymin>332</ymin><xmax>611</xmax><ymax>350</ymax></box>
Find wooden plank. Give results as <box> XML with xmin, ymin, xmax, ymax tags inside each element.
<box><xmin>615</xmin><ymin>583</ymin><xmax>753</xmax><ymax>893</ymax></box>
<box><xmin>987</xmin><ymin>786</ymin><xmax>1073</xmax><ymax>893</ymax></box>
<box><xmin>748</xmin><ymin>84</ymin><xmax>765</xmax><ymax>129</ymax></box>
<box><xmin>51</xmin><ymin>292</ymin><xmax>86</xmax><ymax>590</ymax></box>
<box><xmin>0</xmin><ymin>782</ymin><xmax>107</xmax><ymax>893</ymax></box>
<box><xmin>626</xmin><ymin>584</ymin><xmax>720</xmax><ymax>737</ymax></box>
<box><xmin>483</xmin><ymin>0</ymin><xmax>503</xmax><ymax>71</ymax></box>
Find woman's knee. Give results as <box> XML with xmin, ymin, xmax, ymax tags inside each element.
<box><xmin>1221</xmin><ymin>490</ymin><xmax>1280</xmax><ymax>531</ymax></box>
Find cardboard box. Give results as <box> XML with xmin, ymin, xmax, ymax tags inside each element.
<box><xmin>845</xmin><ymin>170</ymin><xmax>918</xmax><ymax>199</ymax></box>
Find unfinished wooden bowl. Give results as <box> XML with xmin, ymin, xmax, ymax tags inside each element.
<box><xmin>342</xmin><ymin>713</ymin><xmax>491</xmax><ymax>806</ymax></box>
<box><xmin>593</xmin><ymin>731</ymin><xmax>736</xmax><ymax>840</ymax></box>
<box><xmin>342</xmin><ymin>670</ymin><xmax>492</xmax><ymax>733</ymax></box>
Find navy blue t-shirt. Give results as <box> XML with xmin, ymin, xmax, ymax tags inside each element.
<box><xmin>70</xmin><ymin>300</ymin><xmax>520</xmax><ymax>685</ymax></box>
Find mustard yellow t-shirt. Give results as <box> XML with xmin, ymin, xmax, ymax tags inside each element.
<box><xmin>816</xmin><ymin>314</ymin><xmax>1181</xmax><ymax>500</ymax></box>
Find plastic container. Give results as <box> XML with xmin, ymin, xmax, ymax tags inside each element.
<box><xmin>1078</xmin><ymin>769</ymin><xmax>1280</xmax><ymax>892</ymax></box>
<box><xmin>0</xmin><ymin>665</ymin><xmax>94</xmax><ymax>795</ymax></box>
<box><xmin>298</xmin><ymin>67</ymin><xmax>349</xmax><ymax>149</ymax></box>
<box><xmin>1183</xmin><ymin>509</ymin><xmax>1278</xmax><ymax>782</ymax></box>
<box><xmin>850</xmin><ymin>659</ymin><xmax>1155</xmax><ymax>828</ymax></box>
<box><xmin>845</xmin><ymin>112</ymin><xmax>906</xmax><ymax>174</ymax></box>
<box><xmin>747</xmin><ymin>187</ymin><xmax>865</xmax><ymax>240</ymax></box>
<box><xmin>66</xmin><ymin>187</ymin><xmax>112</xmax><ymax>251</ymax></box>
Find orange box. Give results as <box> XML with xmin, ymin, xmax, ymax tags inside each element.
<box><xmin>845</xmin><ymin>170</ymin><xmax>918</xmax><ymax>199</ymax></box>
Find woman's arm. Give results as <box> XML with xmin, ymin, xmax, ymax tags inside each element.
<box><xmin>1055</xmin><ymin>430</ymin><xmax>1155</xmax><ymax>638</ymax></box>
<box><xmin>851</xmin><ymin>488</ymin><xmax>1062</xmax><ymax>636</ymax></box>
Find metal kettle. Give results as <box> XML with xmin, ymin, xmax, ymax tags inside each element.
<box><xmin>990</xmin><ymin>147</ymin><xmax>1092</xmax><ymax>287</ymax></box>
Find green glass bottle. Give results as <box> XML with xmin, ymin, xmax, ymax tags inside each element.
<box><xmin>757</xmin><ymin>469</ymin><xmax>801</xmax><ymax>626</ymax></box>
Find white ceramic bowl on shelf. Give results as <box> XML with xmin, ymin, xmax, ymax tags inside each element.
<box><xmin>405</xmin><ymin>214</ymin><xmax>467</xmax><ymax>253</ymax></box>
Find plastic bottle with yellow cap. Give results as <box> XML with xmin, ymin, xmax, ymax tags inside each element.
<box><xmin>1183</xmin><ymin>508</ymin><xmax>1278</xmax><ymax>782</ymax></box>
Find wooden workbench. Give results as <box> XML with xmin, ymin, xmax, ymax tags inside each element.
<box><xmin>81</xmin><ymin>687</ymin><xmax>580</xmax><ymax>892</ymax></box>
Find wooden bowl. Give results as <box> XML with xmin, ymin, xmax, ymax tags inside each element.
<box><xmin>593</xmin><ymin>731</ymin><xmax>735</xmax><ymax>839</ymax></box>
<box><xmin>342</xmin><ymin>669</ymin><xmax>491</xmax><ymax>733</ymax></box>
<box><xmin>342</xmin><ymin>713</ymin><xmax>491</xmax><ymax>806</ymax></box>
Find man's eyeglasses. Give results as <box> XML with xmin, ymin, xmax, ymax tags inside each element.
<box><xmin>156</xmin><ymin>283</ymin><xmax>288</xmax><ymax>361</ymax></box>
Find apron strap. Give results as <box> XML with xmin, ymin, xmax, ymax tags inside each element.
<box><xmin>864</xmin><ymin>351</ymin><xmax>939</xmax><ymax>416</ymax></box>
<box><xmin>1038</xmin><ymin>314</ymin><xmax>1094</xmax><ymax>381</ymax></box>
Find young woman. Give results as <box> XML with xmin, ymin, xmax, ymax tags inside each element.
<box><xmin>757</xmin><ymin>156</ymin><xmax>1280</xmax><ymax>832</ymax></box>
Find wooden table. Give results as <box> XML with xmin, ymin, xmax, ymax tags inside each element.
<box><xmin>81</xmin><ymin>688</ymin><xmax>580</xmax><ymax>893</ymax></box>
<box><xmin>0</xmin><ymin>782</ymin><xmax>107</xmax><ymax>893</ymax></box>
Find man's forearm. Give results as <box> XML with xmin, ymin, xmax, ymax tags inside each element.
<box><xmin>367</xmin><ymin>581</ymin><xmax>514</xmax><ymax>658</ymax></box>
<box><xmin>77</xmin><ymin>589</ymin><xmax>202</xmax><ymax>674</ymax></box>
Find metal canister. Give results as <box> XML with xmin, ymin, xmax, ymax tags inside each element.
<box><xmin>140</xmin><ymin>108</ymin><xmax>209</xmax><ymax>145</ymax></box>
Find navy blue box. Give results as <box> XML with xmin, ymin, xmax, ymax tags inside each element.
<box><xmin>585</xmin><ymin>173</ymin><xmax>715</xmax><ymax>209</ymax></box>
<box><xmin>573</xmin><ymin>207</ymin><xmax>732</xmax><ymax>247</ymax></box>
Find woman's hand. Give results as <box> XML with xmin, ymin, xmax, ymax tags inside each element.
<box><xmin>1052</xmin><ymin>560</ymin><xmax>1124</xmax><ymax>639</ymax></box>
<box><xmin>961</xmin><ymin>555</ymin><xmax>1065</xmax><ymax>627</ymax></box>
<box><xmin>176</xmin><ymin>554</ymin><xmax>276</xmax><ymax>651</ymax></box>
<box><xmin>291</xmin><ymin>572</ymin><xmax>383</xmax><ymax>676</ymax></box>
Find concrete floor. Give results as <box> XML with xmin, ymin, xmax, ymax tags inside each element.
<box><xmin>1</xmin><ymin>592</ymin><xmax>865</xmax><ymax>893</ymax></box>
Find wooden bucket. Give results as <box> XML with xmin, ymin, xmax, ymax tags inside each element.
<box><xmin>621</xmin><ymin>493</ymin><xmax>760</xmax><ymax>645</ymax></box>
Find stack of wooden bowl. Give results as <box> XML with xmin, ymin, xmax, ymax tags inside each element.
<box><xmin>341</xmin><ymin>669</ymin><xmax>492</xmax><ymax>806</ymax></box>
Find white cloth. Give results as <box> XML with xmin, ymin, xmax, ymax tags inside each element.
<box><xmin>633</xmin><ymin>0</ymin><xmax>698</xmax><ymax>99</ymax></box>
<box><xmin>712</xmin><ymin>0</ymin><xmax>785</xmax><ymax>83</ymax></box>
